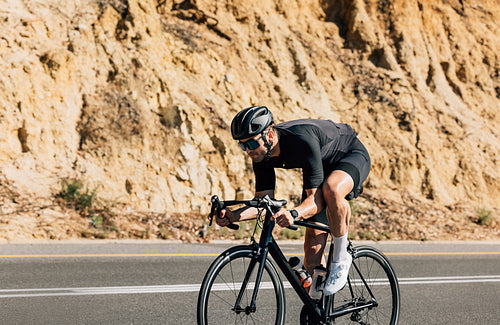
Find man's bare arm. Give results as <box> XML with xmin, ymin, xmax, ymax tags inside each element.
<box><xmin>215</xmin><ymin>190</ymin><xmax>274</xmax><ymax>226</ymax></box>
<box><xmin>294</xmin><ymin>188</ymin><xmax>325</xmax><ymax>220</ymax></box>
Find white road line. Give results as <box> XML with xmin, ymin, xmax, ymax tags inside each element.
<box><xmin>1</xmin><ymin>275</ymin><xmax>499</xmax><ymax>298</ymax></box>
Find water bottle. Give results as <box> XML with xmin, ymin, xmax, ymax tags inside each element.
<box><xmin>309</xmin><ymin>265</ymin><xmax>328</xmax><ymax>299</ymax></box>
<box><xmin>289</xmin><ymin>256</ymin><xmax>312</xmax><ymax>288</ymax></box>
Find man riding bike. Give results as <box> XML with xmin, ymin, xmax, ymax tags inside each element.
<box><xmin>216</xmin><ymin>105</ymin><xmax>371</xmax><ymax>295</ymax></box>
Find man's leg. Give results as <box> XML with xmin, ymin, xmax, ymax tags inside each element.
<box><xmin>303</xmin><ymin>227</ymin><xmax>328</xmax><ymax>275</ymax></box>
<box><xmin>322</xmin><ymin>170</ymin><xmax>354</xmax><ymax>295</ymax></box>
<box><xmin>323</xmin><ymin>170</ymin><xmax>353</xmax><ymax>237</ymax></box>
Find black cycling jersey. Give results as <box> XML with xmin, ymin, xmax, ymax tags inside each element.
<box><xmin>253</xmin><ymin>119</ymin><xmax>361</xmax><ymax>192</ymax></box>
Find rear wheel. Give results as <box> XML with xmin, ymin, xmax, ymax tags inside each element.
<box><xmin>197</xmin><ymin>246</ymin><xmax>286</xmax><ymax>325</ymax></box>
<box><xmin>331</xmin><ymin>246</ymin><xmax>400</xmax><ymax>324</ymax></box>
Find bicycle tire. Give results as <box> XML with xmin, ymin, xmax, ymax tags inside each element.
<box><xmin>197</xmin><ymin>245</ymin><xmax>286</xmax><ymax>325</ymax></box>
<box><xmin>331</xmin><ymin>246</ymin><xmax>400</xmax><ymax>324</ymax></box>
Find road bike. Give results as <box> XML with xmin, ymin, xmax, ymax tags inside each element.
<box><xmin>197</xmin><ymin>195</ymin><xmax>400</xmax><ymax>324</ymax></box>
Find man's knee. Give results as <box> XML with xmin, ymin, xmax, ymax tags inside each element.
<box><xmin>322</xmin><ymin>182</ymin><xmax>346</xmax><ymax>206</ymax></box>
<box><xmin>322</xmin><ymin>171</ymin><xmax>354</xmax><ymax>204</ymax></box>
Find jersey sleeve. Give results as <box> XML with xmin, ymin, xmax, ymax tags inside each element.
<box><xmin>253</xmin><ymin>163</ymin><xmax>276</xmax><ymax>192</ymax></box>
<box><xmin>301</xmin><ymin>139</ymin><xmax>324</xmax><ymax>189</ymax></box>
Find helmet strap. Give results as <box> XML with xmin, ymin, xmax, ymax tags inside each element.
<box><xmin>262</xmin><ymin>129</ymin><xmax>273</xmax><ymax>161</ymax></box>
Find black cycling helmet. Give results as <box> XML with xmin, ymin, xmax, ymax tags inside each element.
<box><xmin>231</xmin><ymin>106</ymin><xmax>274</xmax><ymax>140</ymax></box>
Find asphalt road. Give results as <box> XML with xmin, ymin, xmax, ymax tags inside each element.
<box><xmin>0</xmin><ymin>240</ymin><xmax>499</xmax><ymax>324</ymax></box>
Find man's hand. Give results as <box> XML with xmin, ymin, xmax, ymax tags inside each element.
<box><xmin>215</xmin><ymin>208</ymin><xmax>233</xmax><ymax>228</ymax></box>
<box><xmin>271</xmin><ymin>208</ymin><xmax>295</xmax><ymax>228</ymax></box>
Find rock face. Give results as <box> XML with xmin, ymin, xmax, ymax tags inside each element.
<box><xmin>0</xmin><ymin>1</ymin><xmax>498</xmax><ymax>233</ymax></box>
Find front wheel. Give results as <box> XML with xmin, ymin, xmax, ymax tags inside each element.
<box><xmin>331</xmin><ymin>246</ymin><xmax>400</xmax><ymax>324</ymax></box>
<box><xmin>197</xmin><ymin>245</ymin><xmax>286</xmax><ymax>325</ymax></box>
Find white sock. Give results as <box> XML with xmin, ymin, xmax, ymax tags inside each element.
<box><xmin>332</xmin><ymin>233</ymin><xmax>349</xmax><ymax>262</ymax></box>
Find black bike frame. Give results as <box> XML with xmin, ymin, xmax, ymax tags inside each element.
<box><xmin>226</xmin><ymin>199</ymin><xmax>377</xmax><ymax>323</ymax></box>
<box><xmin>234</xmin><ymin>204</ymin><xmax>324</xmax><ymax>323</ymax></box>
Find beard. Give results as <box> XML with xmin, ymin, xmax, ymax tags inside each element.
<box><xmin>247</xmin><ymin>140</ymin><xmax>273</xmax><ymax>163</ymax></box>
<box><xmin>249</xmin><ymin>152</ymin><xmax>265</xmax><ymax>163</ymax></box>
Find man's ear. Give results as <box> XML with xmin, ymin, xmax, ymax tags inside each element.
<box><xmin>267</xmin><ymin>128</ymin><xmax>275</xmax><ymax>142</ymax></box>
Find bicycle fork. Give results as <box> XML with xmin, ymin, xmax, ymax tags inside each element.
<box><xmin>232</xmin><ymin>246</ymin><xmax>269</xmax><ymax>315</ymax></box>
<box><xmin>233</xmin><ymin>205</ymin><xmax>279</xmax><ymax>316</ymax></box>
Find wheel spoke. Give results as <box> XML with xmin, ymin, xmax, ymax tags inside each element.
<box><xmin>198</xmin><ymin>248</ymin><xmax>285</xmax><ymax>325</ymax></box>
<box><xmin>331</xmin><ymin>248</ymin><xmax>400</xmax><ymax>324</ymax></box>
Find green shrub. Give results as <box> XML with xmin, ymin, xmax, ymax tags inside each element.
<box><xmin>60</xmin><ymin>179</ymin><xmax>98</xmax><ymax>213</ymax></box>
<box><xmin>475</xmin><ymin>207</ymin><xmax>493</xmax><ymax>226</ymax></box>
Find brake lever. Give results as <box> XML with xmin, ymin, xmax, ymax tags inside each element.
<box><xmin>208</xmin><ymin>195</ymin><xmax>239</xmax><ymax>230</ymax></box>
<box><xmin>208</xmin><ymin>202</ymin><xmax>216</xmax><ymax>227</ymax></box>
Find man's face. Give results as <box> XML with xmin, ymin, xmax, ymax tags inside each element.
<box><xmin>238</xmin><ymin>134</ymin><xmax>267</xmax><ymax>163</ymax></box>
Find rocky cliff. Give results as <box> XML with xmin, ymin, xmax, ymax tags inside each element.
<box><xmin>0</xmin><ymin>0</ymin><xmax>498</xmax><ymax>241</ymax></box>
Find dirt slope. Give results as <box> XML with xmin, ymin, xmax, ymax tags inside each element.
<box><xmin>0</xmin><ymin>0</ymin><xmax>498</xmax><ymax>241</ymax></box>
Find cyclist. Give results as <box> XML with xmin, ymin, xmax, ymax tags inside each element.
<box><xmin>216</xmin><ymin>105</ymin><xmax>371</xmax><ymax>295</ymax></box>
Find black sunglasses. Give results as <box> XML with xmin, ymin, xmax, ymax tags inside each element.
<box><xmin>238</xmin><ymin>134</ymin><xmax>264</xmax><ymax>151</ymax></box>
